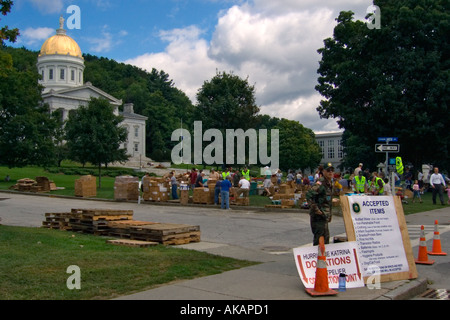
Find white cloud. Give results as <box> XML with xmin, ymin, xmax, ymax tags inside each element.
<box><xmin>83</xmin><ymin>25</ymin><xmax>127</xmax><ymax>54</ymax></box>
<box><xmin>125</xmin><ymin>1</ymin><xmax>372</xmax><ymax>132</ymax></box>
<box><xmin>28</xmin><ymin>0</ymin><xmax>66</xmax><ymax>14</ymax></box>
<box><xmin>20</xmin><ymin>27</ymin><xmax>55</xmax><ymax>46</ymax></box>
<box><xmin>126</xmin><ymin>26</ymin><xmax>223</xmax><ymax>101</ymax></box>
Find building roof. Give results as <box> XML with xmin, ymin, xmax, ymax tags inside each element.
<box><xmin>39</xmin><ymin>17</ymin><xmax>83</xmax><ymax>59</ymax></box>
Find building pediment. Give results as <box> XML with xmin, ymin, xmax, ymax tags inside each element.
<box><xmin>42</xmin><ymin>82</ymin><xmax>122</xmax><ymax>106</ymax></box>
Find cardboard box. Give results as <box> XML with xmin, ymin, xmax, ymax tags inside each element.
<box><xmin>193</xmin><ymin>187</ymin><xmax>213</xmax><ymax>204</ymax></box>
<box><xmin>75</xmin><ymin>175</ymin><xmax>96</xmax><ymax>198</ymax></box>
<box><xmin>114</xmin><ymin>176</ymin><xmax>139</xmax><ymax>201</ymax></box>
<box><xmin>180</xmin><ymin>190</ymin><xmax>189</xmax><ymax>205</ymax></box>
<box><xmin>279</xmin><ymin>184</ymin><xmax>294</xmax><ymax>194</ymax></box>
<box><xmin>281</xmin><ymin>199</ymin><xmax>294</xmax><ymax>207</ymax></box>
<box><xmin>235</xmin><ymin>197</ymin><xmax>250</xmax><ymax>206</ymax></box>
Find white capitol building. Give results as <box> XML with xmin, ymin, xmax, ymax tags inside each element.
<box><xmin>36</xmin><ymin>17</ymin><xmax>148</xmax><ymax>164</ymax></box>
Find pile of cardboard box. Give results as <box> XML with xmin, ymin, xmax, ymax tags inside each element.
<box><xmin>75</xmin><ymin>175</ymin><xmax>96</xmax><ymax>198</ymax></box>
<box><xmin>266</xmin><ymin>183</ymin><xmax>298</xmax><ymax>208</ymax></box>
<box><xmin>114</xmin><ymin>176</ymin><xmax>140</xmax><ymax>201</ymax></box>
<box><xmin>142</xmin><ymin>176</ymin><xmax>169</xmax><ymax>202</ymax></box>
<box><xmin>193</xmin><ymin>187</ymin><xmax>213</xmax><ymax>204</ymax></box>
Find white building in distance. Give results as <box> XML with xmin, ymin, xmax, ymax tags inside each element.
<box><xmin>37</xmin><ymin>17</ymin><xmax>147</xmax><ymax>162</ymax></box>
<box><xmin>315</xmin><ymin>131</ymin><xmax>344</xmax><ymax>171</ymax></box>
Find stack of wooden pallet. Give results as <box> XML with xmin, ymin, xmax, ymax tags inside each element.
<box><xmin>129</xmin><ymin>223</ymin><xmax>201</xmax><ymax>245</ymax></box>
<box><xmin>106</xmin><ymin>220</ymin><xmax>158</xmax><ymax>238</ymax></box>
<box><xmin>69</xmin><ymin>208</ymin><xmax>133</xmax><ymax>235</ymax></box>
<box><xmin>42</xmin><ymin>208</ymin><xmax>133</xmax><ymax>236</ymax></box>
<box><xmin>42</xmin><ymin>212</ymin><xmax>74</xmax><ymax>230</ymax></box>
<box><xmin>42</xmin><ymin>208</ymin><xmax>201</xmax><ymax>245</ymax></box>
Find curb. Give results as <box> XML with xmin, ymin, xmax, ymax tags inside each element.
<box><xmin>376</xmin><ymin>277</ymin><xmax>428</xmax><ymax>300</ymax></box>
<box><xmin>0</xmin><ymin>189</ymin><xmax>313</xmax><ymax>214</ymax></box>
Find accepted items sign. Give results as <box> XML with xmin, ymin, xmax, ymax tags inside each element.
<box><xmin>345</xmin><ymin>196</ymin><xmax>410</xmax><ymax>277</ymax></box>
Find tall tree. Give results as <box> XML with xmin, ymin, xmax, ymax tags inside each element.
<box><xmin>0</xmin><ymin>0</ymin><xmax>19</xmax><ymax>45</ymax></box>
<box><xmin>275</xmin><ymin>119</ymin><xmax>322</xmax><ymax>171</ymax></box>
<box><xmin>195</xmin><ymin>71</ymin><xmax>260</xmax><ymax>166</ymax></box>
<box><xmin>65</xmin><ymin>98</ymin><xmax>128</xmax><ymax>187</ymax></box>
<box><xmin>196</xmin><ymin>71</ymin><xmax>260</xmax><ymax>132</ymax></box>
<box><xmin>0</xmin><ymin>49</ymin><xmax>58</xmax><ymax>168</ymax></box>
<box><xmin>316</xmin><ymin>0</ymin><xmax>450</xmax><ymax>170</ymax></box>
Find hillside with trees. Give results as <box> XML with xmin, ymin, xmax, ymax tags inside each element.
<box><xmin>1</xmin><ymin>45</ymin><xmax>322</xmax><ymax>172</ymax></box>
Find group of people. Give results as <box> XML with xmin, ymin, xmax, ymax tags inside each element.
<box><xmin>188</xmin><ymin>167</ymin><xmax>252</xmax><ymax>210</ymax></box>
<box><xmin>306</xmin><ymin>162</ymin><xmax>450</xmax><ymax>246</ymax></box>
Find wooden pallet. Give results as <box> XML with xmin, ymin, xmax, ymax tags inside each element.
<box><xmin>106</xmin><ymin>239</ymin><xmax>158</xmax><ymax>248</ymax></box>
<box><xmin>129</xmin><ymin>223</ymin><xmax>201</xmax><ymax>245</ymax></box>
<box><xmin>41</xmin><ymin>209</ymin><xmax>200</xmax><ymax>246</ymax></box>
<box><xmin>131</xmin><ymin>231</ymin><xmax>201</xmax><ymax>245</ymax></box>
<box><xmin>42</xmin><ymin>212</ymin><xmax>73</xmax><ymax>230</ymax></box>
<box><xmin>106</xmin><ymin>220</ymin><xmax>159</xmax><ymax>238</ymax></box>
<box><xmin>264</xmin><ymin>205</ymin><xmax>293</xmax><ymax>209</ymax></box>
<box><xmin>71</xmin><ymin>208</ymin><xmax>133</xmax><ymax>221</ymax></box>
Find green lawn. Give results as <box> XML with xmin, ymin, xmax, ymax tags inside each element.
<box><xmin>0</xmin><ymin>225</ymin><xmax>256</xmax><ymax>300</ymax></box>
<box><xmin>0</xmin><ymin>165</ymin><xmax>129</xmax><ymax>199</ymax></box>
<box><xmin>0</xmin><ymin>165</ymin><xmax>446</xmax><ymax>214</ymax></box>
<box><xmin>399</xmin><ymin>191</ymin><xmax>448</xmax><ymax>215</ymax></box>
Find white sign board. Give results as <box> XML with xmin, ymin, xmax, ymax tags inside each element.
<box><xmin>293</xmin><ymin>241</ymin><xmax>364</xmax><ymax>289</ymax></box>
<box><xmin>345</xmin><ymin>196</ymin><xmax>409</xmax><ymax>277</ymax></box>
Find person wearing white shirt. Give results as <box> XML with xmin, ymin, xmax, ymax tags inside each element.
<box><xmin>237</xmin><ymin>177</ymin><xmax>251</xmax><ymax>198</ymax></box>
<box><xmin>430</xmin><ymin>167</ymin><xmax>446</xmax><ymax>205</ymax></box>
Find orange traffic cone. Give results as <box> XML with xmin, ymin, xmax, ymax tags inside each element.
<box><xmin>415</xmin><ymin>225</ymin><xmax>435</xmax><ymax>265</ymax></box>
<box><xmin>428</xmin><ymin>220</ymin><xmax>447</xmax><ymax>256</ymax></box>
<box><xmin>305</xmin><ymin>236</ymin><xmax>338</xmax><ymax>296</ymax></box>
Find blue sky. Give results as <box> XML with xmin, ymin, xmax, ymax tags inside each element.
<box><xmin>3</xmin><ymin>0</ymin><xmax>374</xmax><ymax>132</ymax></box>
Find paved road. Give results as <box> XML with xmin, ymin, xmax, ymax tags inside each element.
<box><xmin>1</xmin><ymin>191</ymin><xmax>449</xmax><ymax>302</ymax></box>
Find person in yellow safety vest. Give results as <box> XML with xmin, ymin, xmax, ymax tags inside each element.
<box><xmin>222</xmin><ymin>168</ymin><xmax>231</xmax><ymax>180</ymax></box>
<box><xmin>371</xmin><ymin>172</ymin><xmax>385</xmax><ymax>195</ymax></box>
<box><xmin>242</xmin><ymin>167</ymin><xmax>250</xmax><ymax>181</ymax></box>
<box><xmin>353</xmin><ymin>171</ymin><xmax>367</xmax><ymax>194</ymax></box>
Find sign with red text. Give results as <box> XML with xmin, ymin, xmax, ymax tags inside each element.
<box><xmin>293</xmin><ymin>241</ymin><xmax>364</xmax><ymax>289</ymax></box>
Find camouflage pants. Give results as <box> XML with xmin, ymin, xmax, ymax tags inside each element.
<box><xmin>310</xmin><ymin>215</ymin><xmax>330</xmax><ymax>246</ymax></box>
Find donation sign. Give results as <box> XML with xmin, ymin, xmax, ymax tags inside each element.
<box><xmin>293</xmin><ymin>241</ymin><xmax>364</xmax><ymax>289</ymax></box>
<box><xmin>346</xmin><ymin>196</ymin><xmax>409</xmax><ymax>277</ymax></box>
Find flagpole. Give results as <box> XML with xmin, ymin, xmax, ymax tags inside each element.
<box><xmin>180</xmin><ymin>118</ymin><xmax>183</xmax><ymax>164</ymax></box>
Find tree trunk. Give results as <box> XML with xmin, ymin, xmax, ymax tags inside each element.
<box><xmin>98</xmin><ymin>164</ymin><xmax>102</xmax><ymax>189</ymax></box>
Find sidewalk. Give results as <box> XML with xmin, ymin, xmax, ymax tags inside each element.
<box><xmin>115</xmin><ymin>206</ymin><xmax>450</xmax><ymax>301</ymax></box>
<box><xmin>1</xmin><ymin>190</ymin><xmax>446</xmax><ymax>301</ymax></box>
<box><xmin>115</xmin><ymin>241</ymin><xmax>428</xmax><ymax>300</ymax></box>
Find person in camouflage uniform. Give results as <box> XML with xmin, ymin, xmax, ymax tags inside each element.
<box><xmin>306</xmin><ymin>164</ymin><xmax>334</xmax><ymax>245</ymax></box>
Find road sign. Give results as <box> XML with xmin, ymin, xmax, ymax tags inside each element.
<box><xmin>375</xmin><ymin>144</ymin><xmax>400</xmax><ymax>153</ymax></box>
<box><xmin>378</xmin><ymin>137</ymin><xmax>398</xmax><ymax>142</ymax></box>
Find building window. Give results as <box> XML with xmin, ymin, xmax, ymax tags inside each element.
<box><xmin>49</xmin><ymin>69</ymin><xmax>54</xmax><ymax>80</ymax></box>
<box><xmin>60</xmin><ymin>69</ymin><xmax>65</xmax><ymax>80</ymax></box>
<box><xmin>318</xmin><ymin>140</ymin><xmax>325</xmax><ymax>158</ymax></box>
<box><xmin>328</xmin><ymin>140</ymin><xmax>335</xmax><ymax>159</ymax></box>
<box><xmin>134</xmin><ymin>127</ymin><xmax>139</xmax><ymax>138</ymax></box>
<box><xmin>71</xmin><ymin>70</ymin><xmax>75</xmax><ymax>81</ymax></box>
<box><xmin>337</xmin><ymin>140</ymin><xmax>344</xmax><ymax>158</ymax></box>
<box><xmin>134</xmin><ymin>143</ymin><xmax>139</xmax><ymax>152</ymax></box>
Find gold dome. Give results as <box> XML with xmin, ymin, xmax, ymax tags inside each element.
<box><xmin>39</xmin><ymin>25</ymin><xmax>82</xmax><ymax>58</ymax></box>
